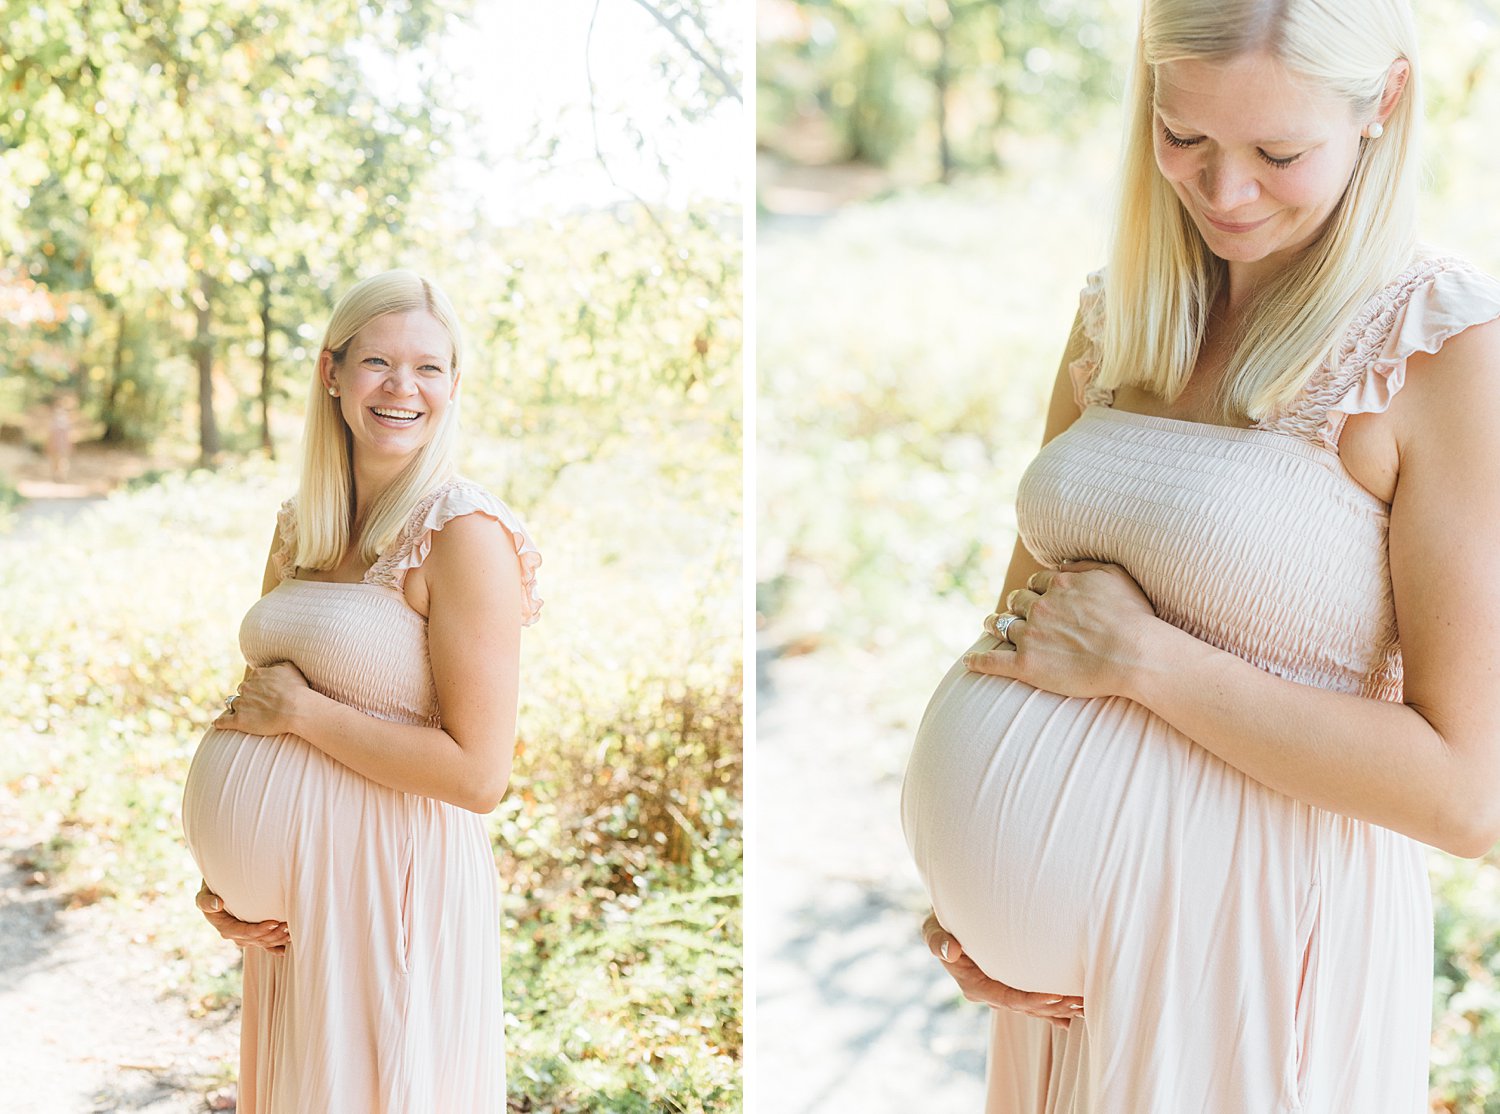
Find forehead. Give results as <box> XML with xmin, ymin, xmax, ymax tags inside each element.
<box><xmin>1154</xmin><ymin>51</ymin><xmax>1352</xmax><ymax>140</ymax></box>
<box><xmin>351</xmin><ymin>310</ymin><xmax>451</xmax><ymax>357</ymax></box>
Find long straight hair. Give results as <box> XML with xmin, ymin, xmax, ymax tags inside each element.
<box><xmin>1098</xmin><ymin>0</ymin><xmax>1421</xmax><ymax>420</ymax></box>
<box><xmin>294</xmin><ymin>270</ymin><xmax>463</xmax><ymax>570</ymax></box>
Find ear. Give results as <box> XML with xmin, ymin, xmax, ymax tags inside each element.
<box><xmin>1375</xmin><ymin>58</ymin><xmax>1411</xmax><ymax>127</ymax></box>
<box><xmin>318</xmin><ymin>349</ymin><xmax>337</xmax><ymax>392</ymax></box>
<box><xmin>449</xmin><ymin>366</ymin><xmax>463</xmax><ymax>401</ymax></box>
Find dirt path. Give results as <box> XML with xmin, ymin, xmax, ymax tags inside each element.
<box><xmin>0</xmin><ymin>800</ymin><xmax>239</xmax><ymax>1113</ymax></box>
<box><xmin>1</xmin><ymin>447</ymin><xmax>241</xmax><ymax>1112</ymax></box>
<box><xmin>756</xmin><ymin>649</ymin><xmax>987</xmax><ymax>1112</ymax></box>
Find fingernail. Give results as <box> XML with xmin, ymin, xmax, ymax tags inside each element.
<box><xmin>962</xmin><ymin>654</ymin><xmax>976</xmax><ymax>668</ymax></box>
<box><xmin>1069</xmin><ymin>1002</ymin><xmax>1084</xmax><ymax>1010</ymax></box>
<box><xmin>1045</xmin><ymin>998</ymin><xmax>1063</xmax><ymax>1004</ymax></box>
<box><xmin>940</xmin><ymin>941</ymin><xmax>950</xmax><ymax>961</ymax></box>
<box><xmin>206</xmin><ymin>897</ymin><xmax>221</xmax><ymax>912</ymax></box>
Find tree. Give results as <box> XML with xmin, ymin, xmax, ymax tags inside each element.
<box><xmin>1</xmin><ymin>0</ymin><xmax>474</xmax><ymax>463</ymax></box>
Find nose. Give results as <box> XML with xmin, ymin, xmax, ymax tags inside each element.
<box><xmin>1198</xmin><ymin>151</ymin><xmax>1261</xmax><ymax>212</ymax></box>
<box><xmin>381</xmin><ymin>363</ymin><xmax>418</xmax><ymax>394</ymax></box>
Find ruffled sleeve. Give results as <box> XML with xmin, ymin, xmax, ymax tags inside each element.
<box><xmin>1297</xmin><ymin>256</ymin><xmax>1500</xmax><ymax>449</ymax></box>
<box><xmin>1067</xmin><ymin>270</ymin><xmax>1113</xmax><ymax>410</ymax></box>
<box><xmin>368</xmin><ymin>479</ymin><xmax>543</xmax><ymax>626</ymax></box>
<box><xmin>272</xmin><ymin>496</ymin><xmax>298</xmax><ymax>582</ymax></box>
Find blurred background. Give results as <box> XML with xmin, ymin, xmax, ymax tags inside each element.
<box><xmin>755</xmin><ymin>0</ymin><xmax>1500</xmax><ymax>1110</ymax></box>
<box><xmin>0</xmin><ymin>2</ymin><xmax>741</xmax><ymax>1112</ymax></box>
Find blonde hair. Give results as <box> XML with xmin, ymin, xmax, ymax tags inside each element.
<box><xmin>1099</xmin><ymin>0</ymin><xmax>1421</xmax><ymax>419</ymax></box>
<box><xmin>294</xmin><ymin>269</ymin><xmax>463</xmax><ymax>570</ymax></box>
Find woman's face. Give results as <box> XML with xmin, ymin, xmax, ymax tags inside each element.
<box><xmin>324</xmin><ymin>309</ymin><xmax>459</xmax><ymax>467</ymax></box>
<box><xmin>1152</xmin><ymin>51</ymin><xmax>1367</xmax><ymax>279</ymax></box>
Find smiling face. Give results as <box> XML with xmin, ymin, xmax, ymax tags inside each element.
<box><xmin>1153</xmin><ymin>51</ymin><xmax>1367</xmax><ymax>287</ymax></box>
<box><xmin>321</xmin><ymin>309</ymin><xmax>460</xmax><ymax>473</ymax></box>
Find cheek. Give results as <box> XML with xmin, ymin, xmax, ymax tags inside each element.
<box><xmin>1153</xmin><ymin>141</ymin><xmax>1198</xmax><ymax>184</ymax></box>
<box><xmin>1265</xmin><ymin>162</ymin><xmax>1346</xmax><ymax>211</ymax></box>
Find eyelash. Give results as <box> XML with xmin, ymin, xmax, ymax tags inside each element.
<box><xmin>1160</xmin><ymin>126</ymin><xmax>1302</xmax><ymax>169</ymax></box>
<box><xmin>363</xmin><ymin>357</ymin><xmax>444</xmax><ymax>373</ymax></box>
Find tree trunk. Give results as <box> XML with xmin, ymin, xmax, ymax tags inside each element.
<box><xmin>935</xmin><ymin>17</ymin><xmax>953</xmax><ymax>184</ymax></box>
<box><xmin>259</xmin><ymin>276</ymin><xmax>275</xmax><ymax>459</ymax></box>
<box><xmin>194</xmin><ymin>274</ymin><xmax>220</xmax><ymax>468</ymax></box>
<box><xmin>101</xmin><ymin>311</ymin><xmax>127</xmax><ymax>443</ymax></box>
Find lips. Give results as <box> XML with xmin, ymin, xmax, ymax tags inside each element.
<box><xmin>1203</xmin><ymin>211</ymin><xmax>1272</xmax><ymax>234</ymax></box>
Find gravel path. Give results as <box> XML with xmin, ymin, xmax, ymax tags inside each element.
<box><xmin>756</xmin><ymin>649</ymin><xmax>987</xmax><ymax>1112</ymax></box>
<box><xmin>0</xmin><ymin>798</ymin><xmax>238</xmax><ymax>1112</ymax></box>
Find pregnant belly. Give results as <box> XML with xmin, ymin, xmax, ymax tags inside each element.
<box><xmin>901</xmin><ymin>636</ymin><xmax>1237</xmax><ymax>995</ymax></box>
<box><xmin>182</xmin><ymin>727</ymin><xmax>345</xmax><ymax>924</ymax></box>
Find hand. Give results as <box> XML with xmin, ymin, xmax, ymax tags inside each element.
<box><xmin>966</xmin><ymin>561</ymin><xmax>1158</xmax><ymax>698</ymax></box>
<box><xmin>195</xmin><ymin>881</ymin><xmax>290</xmax><ymax>955</ymax></box>
<box><xmin>922</xmin><ymin>912</ymin><xmax>1082</xmax><ymax>1028</ymax></box>
<box><xmin>212</xmin><ymin>661</ymin><xmax>312</xmax><ymax>736</ymax></box>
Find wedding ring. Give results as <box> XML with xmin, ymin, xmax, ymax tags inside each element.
<box><xmin>224</xmin><ymin>694</ymin><xmax>239</xmax><ymax>715</ymax></box>
<box><xmin>994</xmin><ymin>612</ymin><xmax>1022</xmax><ymax>642</ymax></box>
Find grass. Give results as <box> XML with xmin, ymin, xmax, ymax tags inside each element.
<box><xmin>757</xmin><ymin>161</ymin><xmax>1500</xmax><ymax>1111</ymax></box>
<box><xmin>0</xmin><ymin>442</ymin><xmax>741</xmax><ymax>1111</ymax></box>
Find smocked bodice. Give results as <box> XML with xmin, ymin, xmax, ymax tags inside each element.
<box><xmin>236</xmin><ymin>476</ymin><xmax>543</xmax><ymax>729</ymax></box>
<box><xmin>240</xmin><ymin>582</ymin><xmax>439</xmax><ymax>726</ymax></box>
<box><xmin>1023</xmin><ymin>253</ymin><xmax>1500</xmax><ymax>703</ymax></box>
<box><xmin>1018</xmin><ymin>409</ymin><xmax>1398</xmax><ymax>698</ymax></box>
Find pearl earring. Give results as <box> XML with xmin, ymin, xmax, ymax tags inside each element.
<box><xmin>327</xmin><ymin>386</ymin><xmax>339</xmax><ymax>397</ymax></box>
<box><xmin>1365</xmin><ymin>121</ymin><xmax>1385</xmax><ymax>139</ymax></box>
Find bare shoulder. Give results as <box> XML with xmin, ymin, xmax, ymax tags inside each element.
<box><xmin>422</xmin><ymin>508</ymin><xmax>524</xmax><ymax>594</ymax></box>
<box><xmin>1396</xmin><ymin>316</ymin><xmax>1500</xmax><ymax>449</ymax></box>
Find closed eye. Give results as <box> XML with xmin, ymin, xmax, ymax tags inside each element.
<box><xmin>1161</xmin><ymin>126</ymin><xmax>1204</xmax><ymax>150</ymax></box>
<box><xmin>1161</xmin><ymin>126</ymin><xmax>1303</xmax><ymax>168</ymax></box>
<box><xmin>1256</xmin><ymin>149</ymin><xmax>1302</xmax><ymax>168</ymax></box>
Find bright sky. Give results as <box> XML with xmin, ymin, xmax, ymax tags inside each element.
<box><xmin>445</xmin><ymin>1</ymin><xmax>743</xmax><ymax>221</ymax></box>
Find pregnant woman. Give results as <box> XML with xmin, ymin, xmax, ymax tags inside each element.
<box><xmin>180</xmin><ymin>270</ymin><xmax>542</xmax><ymax>1113</ymax></box>
<box><xmin>902</xmin><ymin>0</ymin><xmax>1500</xmax><ymax>1110</ymax></box>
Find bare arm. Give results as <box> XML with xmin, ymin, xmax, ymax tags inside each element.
<box><xmin>979</xmin><ymin>320</ymin><xmax>1500</xmax><ymax>857</ymax></box>
<box><xmin>1124</xmin><ymin>321</ymin><xmax>1500</xmax><ymax>856</ymax></box>
<box><xmin>220</xmin><ymin>514</ymin><xmax>525</xmax><ymax>813</ymax></box>
<box><xmin>993</xmin><ymin>307</ymin><xmax>1089</xmax><ymax>607</ymax></box>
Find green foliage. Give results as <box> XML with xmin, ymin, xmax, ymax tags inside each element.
<box><xmin>759</xmin><ymin>163</ymin><xmax>1500</xmax><ymax>1114</ymax></box>
<box><xmin>757</xmin><ymin>0</ymin><xmax>1131</xmax><ymax>178</ymax></box>
<box><xmin>0</xmin><ymin>0</ymin><xmax>474</xmax><ymax>456</ymax></box>
<box><xmin>1432</xmin><ymin>853</ymin><xmax>1500</xmax><ymax>1112</ymax></box>
<box><xmin>0</xmin><ymin>432</ymin><xmax>740</xmax><ymax>1108</ymax></box>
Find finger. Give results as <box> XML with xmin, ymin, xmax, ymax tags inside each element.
<box><xmin>1026</xmin><ymin>570</ymin><xmax>1056</xmax><ymax>593</ymax></box>
<box><xmin>922</xmin><ymin>915</ymin><xmax>967</xmax><ymax>964</ymax></box>
<box><xmin>964</xmin><ymin>645</ymin><xmax>1019</xmax><ymax>676</ymax></box>
<box><xmin>1006</xmin><ymin>588</ymin><xmax>1041</xmax><ymax>618</ymax></box>
<box><xmin>1013</xmin><ymin>993</ymin><xmax>1085</xmax><ymax>1020</ymax></box>
<box><xmin>981</xmin><ymin>612</ymin><xmax>1015</xmax><ymax>638</ymax></box>
<box><xmin>196</xmin><ymin>885</ymin><xmax>223</xmax><ymax>914</ymax></box>
<box><xmin>1059</xmin><ymin>558</ymin><xmax>1109</xmax><ymax>572</ymax></box>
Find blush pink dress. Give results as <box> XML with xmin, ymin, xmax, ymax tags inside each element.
<box><xmin>182</xmin><ymin>477</ymin><xmax>542</xmax><ymax>1114</ymax></box>
<box><xmin>901</xmin><ymin>254</ymin><xmax>1500</xmax><ymax>1112</ymax></box>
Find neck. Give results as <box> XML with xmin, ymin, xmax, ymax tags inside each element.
<box><xmin>350</xmin><ymin>451</ymin><xmax>415</xmax><ymax>527</ymax></box>
<box><xmin>1223</xmin><ymin>260</ymin><xmax>1265</xmax><ymax>314</ymax></box>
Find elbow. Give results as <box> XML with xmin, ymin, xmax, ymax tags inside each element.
<box><xmin>462</xmin><ymin>762</ymin><xmax>513</xmax><ymax>815</ymax></box>
<box><xmin>1441</xmin><ymin>817</ymin><xmax>1500</xmax><ymax>860</ymax></box>
<box><xmin>1434</xmin><ymin>793</ymin><xmax>1500</xmax><ymax>859</ymax></box>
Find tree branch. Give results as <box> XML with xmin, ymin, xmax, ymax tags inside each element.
<box><xmin>626</xmin><ymin>0</ymin><xmax>741</xmax><ymax>104</ymax></box>
<box><xmin>586</xmin><ymin>0</ymin><xmax>670</xmax><ymax>236</ymax></box>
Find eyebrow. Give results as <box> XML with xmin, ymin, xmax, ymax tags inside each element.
<box><xmin>354</xmin><ymin>347</ymin><xmax>450</xmax><ymax>363</ymax></box>
<box><xmin>1153</xmin><ymin>104</ymin><xmax>1315</xmax><ymax>146</ymax></box>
